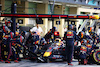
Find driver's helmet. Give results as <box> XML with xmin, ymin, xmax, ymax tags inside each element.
<box><xmin>55</xmin><ymin>38</ymin><xmax>61</xmax><ymax>42</ymax></box>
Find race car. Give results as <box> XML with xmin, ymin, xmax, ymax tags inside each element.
<box><xmin>43</xmin><ymin>38</ymin><xmax>66</xmax><ymax>62</ymax></box>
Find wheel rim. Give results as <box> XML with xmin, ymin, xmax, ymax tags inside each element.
<box><xmin>93</xmin><ymin>49</ymin><xmax>100</xmax><ymax>63</ymax></box>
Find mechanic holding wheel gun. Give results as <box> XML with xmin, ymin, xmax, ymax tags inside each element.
<box><xmin>64</xmin><ymin>24</ymin><xmax>78</xmax><ymax>66</ymax></box>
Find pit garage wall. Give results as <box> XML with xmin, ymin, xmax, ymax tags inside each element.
<box><xmin>17</xmin><ymin>2</ymin><xmax>49</xmax><ymax>36</ymax></box>
<box><xmin>69</xmin><ymin>7</ymin><xmax>77</xmax><ymax>31</ymax></box>
<box><xmin>0</xmin><ymin>0</ymin><xmax>5</xmax><ymax>11</ymax></box>
<box><xmin>16</xmin><ymin>1</ymin><xmax>29</xmax><ymax>26</ymax></box>
<box><xmin>37</xmin><ymin>3</ymin><xmax>48</xmax><ymax>36</ymax></box>
<box><xmin>0</xmin><ymin>0</ymin><xmax>5</xmax><ymax>21</ymax></box>
<box><xmin>54</xmin><ymin>19</ymin><xmax>64</xmax><ymax>37</ymax></box>
<box><xmin>16</xmin><ymin>2</ymin><xmax>36</xmax><ymax>27</ymax></box>
<box><xmin>54</xmin><ymin>5</ymin><xmax>64</xmax><ymax>37</ymax></box>
<box><xmin>0</xmin><ymin>0</ymin><xmax>29</xmax><ymax>26</ymax></box>
<box><xmin>37</xmin><ymin>4</ymin><xmax>65</xmax><ymax>37</ymax></box>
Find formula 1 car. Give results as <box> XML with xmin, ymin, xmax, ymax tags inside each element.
<box><xmin>43</xmin><ymin>38</ymin><xmax>66</xmax><ymax>62</ymax></box>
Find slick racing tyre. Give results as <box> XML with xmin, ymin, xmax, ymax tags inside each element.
<box><xmin>45</xmin><ymin>58</ymin><xmax>50</xmax><ymax>63</ymax></box>
<box><xmin>92</xmin><ymin>49</ymin><xmax>100</xmax><ymax>64</ymax></box>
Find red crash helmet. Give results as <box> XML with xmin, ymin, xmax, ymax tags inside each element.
<box><xmin>54</xmin><ymin>31</ymin><xmax>59</xmax><ymax>36</ymax></box>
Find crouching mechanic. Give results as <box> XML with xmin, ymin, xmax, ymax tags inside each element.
<box><xmin>64</xmin><ymin>24</ymin><xmax>78</xmax><ymax>65</ymax></box>
<box><xmin>30</xmin><ymin>23</ymin><xmax>43</xmax><ymax>37</ymax></box>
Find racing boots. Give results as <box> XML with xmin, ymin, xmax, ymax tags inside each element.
<box><xmin>68</xmin><ymin>63</ymin><xmax>73</xmax><ymax>66</ymax></box>
<box><xmin>14</xmin><ymin>60</ymin><xmax>19</xmax><ymax>63</ymax></box>
<box><xmin>0</xmin><ymin>59</ymin><xmax>4</xmax><ymax>62</ymax></box>
<box><xmin>5</xmin><ymin>60</ymin><xmax>11</xmax><ymax>63</ymax></box>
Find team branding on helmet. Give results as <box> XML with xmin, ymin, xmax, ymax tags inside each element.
<box><xmin>80</xmin><ymin>46</ymin><xmax>87</xmax><ymax>52</ymax></box>
<box><xmin>86</xmin><ymin>44</ymin><xmax>92</xmax><ymax>48</ymax></box>
<box><xmin>54</xmin><ymin>32</ymin><xmax>59</xmax><ymax>36</ymax></box>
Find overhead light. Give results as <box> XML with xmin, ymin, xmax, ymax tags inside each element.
<box><xmin>27</xmin><ymin>0</ymin><xmax>43</xmax><ymax>3</ymax></box>
<box><xmin>81</xmin><ymin>6</ymin><xmax>91</xmax><ymax>9</ymax></box>
<box><xmin>49</xmin><ymin>2</ymin><xmax>62</xmax><ymax>5</ymax></box>
<box><xmin>66</xmin><ymin>4</ymin><xmax>78</xmax><ymax>7</ymax></box>
<box><xmin>54</xmin><ymin>3</ymin><xmax>62</xmax><ymax>5</ymax></box>
<box><xmin>32</xmin><ymin>1</ymin><xmax>43</xmax><ymax>3</ymax></box>
<box><xmin>27</xmin><ymin>0</ymin><xmax>32</xmax><ymax>2</ymax></box>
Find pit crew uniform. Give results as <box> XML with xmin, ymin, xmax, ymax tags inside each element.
<box><xmin>64</xmin><ymin>24</ymin><xmax>78</xmax><ymax>65</ymax></box>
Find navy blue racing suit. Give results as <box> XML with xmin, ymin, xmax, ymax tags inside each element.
<box><xmin>64</xmin><ymin>30</ymin><xmax>78</xmax><ymax>63</ymax></box>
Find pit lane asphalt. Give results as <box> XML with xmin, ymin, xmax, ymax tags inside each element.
<box><xmin>0</xmin><ymin>59</ymin><xmax>100</xmax><ymax>67</ymax></box>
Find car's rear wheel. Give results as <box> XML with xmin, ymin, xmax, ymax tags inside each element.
<box><xmin>92</xmin><ymin>49</ymin><xmax>100</xmax><ymax>64</ymax></box>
